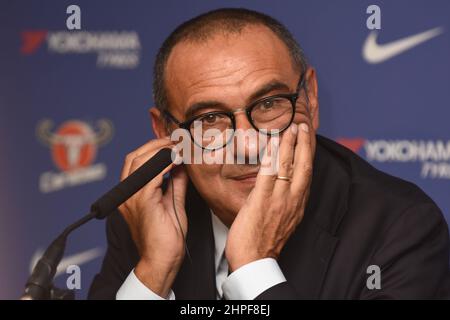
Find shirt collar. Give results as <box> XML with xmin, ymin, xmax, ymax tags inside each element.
<box><xmin>210</xmin><ymin>211</ymin><xmax>229</xmax><ymax>270</ymax></box>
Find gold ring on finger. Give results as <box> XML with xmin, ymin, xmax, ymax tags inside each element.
<box><xmin>276</xmin><ymin>175</ymin><xmax>292</xmax><ymax>182</ymax></box>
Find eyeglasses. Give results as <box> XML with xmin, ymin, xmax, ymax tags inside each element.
<box><xmin>163</xmin><ymin>73</ymin><xmax>305</xmax><ymax>150</ymax></box>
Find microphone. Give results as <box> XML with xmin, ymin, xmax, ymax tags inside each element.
<box><xmin>22</xmin><ymin>147</ymin><xmax>175</xmax><ymax>300</ymax></box>
<box><xmin>91</xmin><ymin>147</ymin><xmax>174</xmax><ymax>219</ymax></box>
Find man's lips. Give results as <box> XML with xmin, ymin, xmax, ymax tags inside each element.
<box><xmin>229</xmin><ymin>172</ymin><xmax>259</xmax><ymax>181</ymax></box>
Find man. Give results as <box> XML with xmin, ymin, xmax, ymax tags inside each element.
<box><xmin>88</xmin><ymin>8</ymin><xmax>450</xmax><ymax>300</ymax></box>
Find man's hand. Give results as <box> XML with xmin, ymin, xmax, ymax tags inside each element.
<box><xmin>119</xmin><ymin>137</ymin><xmax>188</xmax><ymax>298</ymax></box>
<box><xmin>225</xmin><ymin>122</ymin><xmax>313</xmax><ymax>272</ymax></box>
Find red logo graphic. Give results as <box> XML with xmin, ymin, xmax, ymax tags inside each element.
<box><xmin>37</xmin><ymin>119</ymin><xmax>113</xmax><ymax>172</ymax></box>
<box><xmin>21</xmin><ymin>30</ymin><xmax>47</xmax><ymax>55</ymax></box>
<box><xmin>336</xmin><ymin>137</ymin><xmax>366</xmax><ymax>153</ymax></box>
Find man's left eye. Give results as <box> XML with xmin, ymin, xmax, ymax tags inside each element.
<box><xmin>259</xmin><ymin>100</ymin><xmax>275</xmax><ymax>110</ymax></box>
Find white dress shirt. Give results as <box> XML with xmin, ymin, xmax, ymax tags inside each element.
<box><xmin>116</xmin><ymin>212</ymin><xmax>286</xmax><ymax>300</ymax></box>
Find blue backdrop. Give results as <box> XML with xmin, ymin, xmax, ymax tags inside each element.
<box><xmin>0</xmin><ymin>0</ymin><xmax>449</xmax><ymax>299</ymax></box>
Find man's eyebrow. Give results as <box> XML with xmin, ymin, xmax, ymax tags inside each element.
<box><xmin>248</xmin><ymin>80</ymin><xmax>291</xmax><ymax>102</ymax></box>
<box><xmin>185</xmin><ymin>101</ymin><xmax>227</xmax><ymax>119</ymax></box>
<box><xmin>184</xmin><ymin>80</ymin><xmax>292</xmax><ymax>119</ymax></box>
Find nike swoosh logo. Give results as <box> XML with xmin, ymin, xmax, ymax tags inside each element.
<box><xmin>30</xmin><ymin>247</ymin><xmax>103</xmax><ymax>278</ymax></box>
<box><xmin>363</xmin><ymin>27</ymin><xmax>443</xmax><ymax>64</ymax></box>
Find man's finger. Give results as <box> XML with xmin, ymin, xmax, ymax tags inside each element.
<box><xmin>291</xmin><ymin>122</ymin><xmax>313</xmax><ymax>196</ymax></box>
<box><xmin>120</xmin><ymin>137</ymin><xmax>173</xmax><ymax>181</ymax></box>
<box><xmin>273</xmin><ymin>124</ymin><xmax>298</xmax><ymax>198</ymax></box>
<box><xmin>164</xmin><ymin>166</ymin><xmax>189</xmax><ymax>232</ymax></box>
<box><xmin>253</xmin><ymin>134</ymin><xmax>280</xmax><ymax>196</ymax></box>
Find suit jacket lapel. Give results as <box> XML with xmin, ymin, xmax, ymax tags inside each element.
<box><xmin>279</xmin><ymin>135</ymin><xmax>350</xmax><ymax>298</ymax></box>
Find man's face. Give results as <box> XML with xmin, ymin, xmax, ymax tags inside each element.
<box><xmin>156</xmin><ymin>25</ymin><xmax>318</xmax><ymax>226</ymax></box>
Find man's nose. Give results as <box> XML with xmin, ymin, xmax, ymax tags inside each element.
<box><xmin>234</xmin><ymin>110</ymin><xmax>253</xmax><ymax>131</ymax></box>
<box><xmin>233</xmin><ymin>111</ymin><xmax>265</xmax><ymax>163</ymax></box>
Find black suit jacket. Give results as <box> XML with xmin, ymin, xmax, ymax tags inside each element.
<box><xmin>88</xmin><ymin>135</ymin><xmax>450</xmax><ymax>299</ymax></box>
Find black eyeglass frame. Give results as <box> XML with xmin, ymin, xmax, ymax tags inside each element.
<box><xmin>163</xmin><ymin>72</ymin><xmax>306</xmax><ymax>150</ymax></box>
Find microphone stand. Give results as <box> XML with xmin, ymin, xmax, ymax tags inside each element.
<box><xmin>21</xmin><ymin>148</ymin><xmax>174</xmax><ymax>300</ymax></box>
<box><xmin>21</xmin><ymin>211</ymin><xmax>97</xmax><ymax>300</ymax></box>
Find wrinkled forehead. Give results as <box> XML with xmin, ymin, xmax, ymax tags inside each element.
<box><xmin>164</xmin><ymin>25</ymin><xmax>299</xmax><ymax>117</ymax></box>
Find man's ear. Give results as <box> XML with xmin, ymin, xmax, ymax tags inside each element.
<box><xmin>149</xmin><ymin>107</ymin><xmax>169</xmax><ymax>139</ymax></box>
<box><xmin>304</xmin><ymin>67</ymin><xmax>319</xmax><ymax>131</ymax></box>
